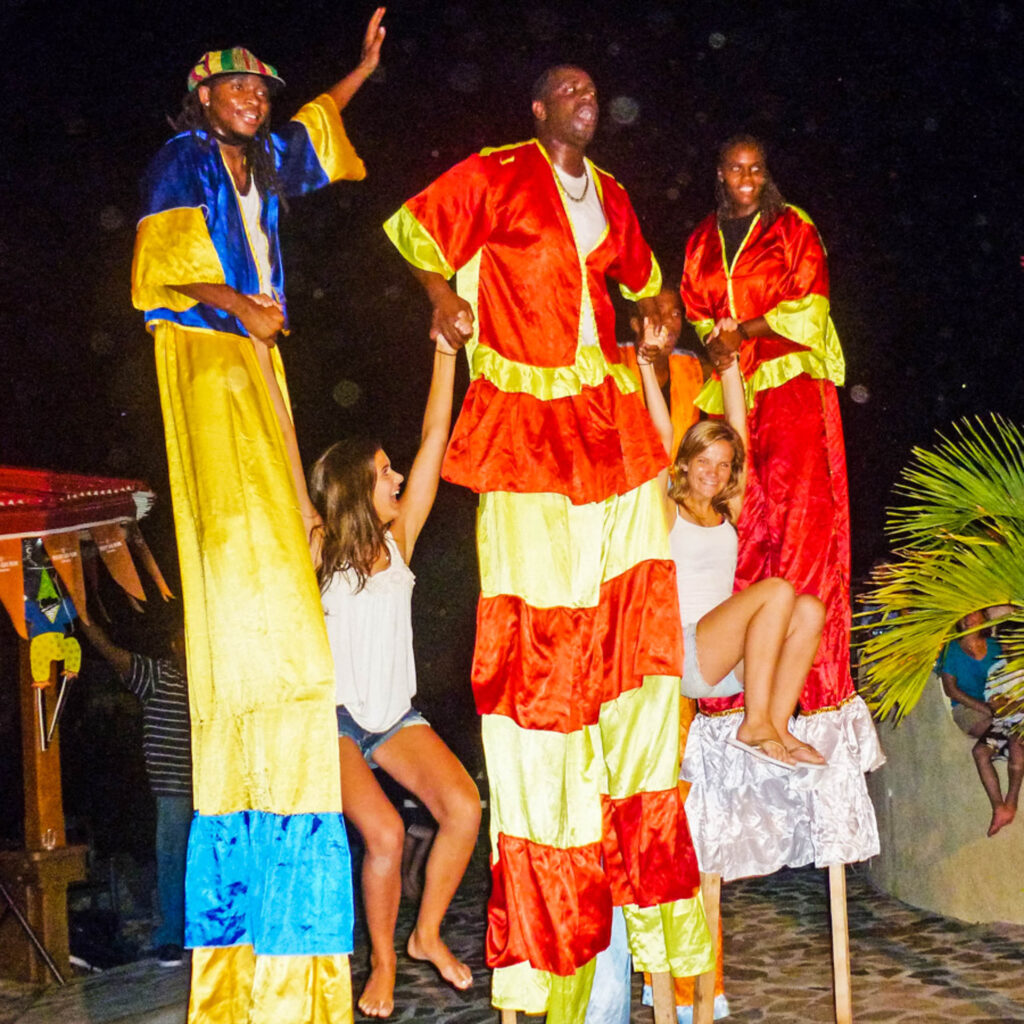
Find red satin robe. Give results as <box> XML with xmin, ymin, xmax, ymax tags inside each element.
<box><xmin>680</xmin><ymin>204</ymin><xmax>852</xmax><ymax>710</ymax></box>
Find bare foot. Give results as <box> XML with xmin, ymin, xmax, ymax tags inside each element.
<box><xmin>407</xmin><ymin>929</ymin><xmax>473</xmax><ymax>991</ymax></box>
<box><xmin>358</xmin><ymin>952</ymin><xmax>397</xmax><ymax>1018</ymax></box>
<box><xmin>784</xmin><ymin>738</ymin><xmax>828</xmax><ymax>767</ymax></box>
<box><xmin>988</xmin><ymin>803</ymin><xmax>1015</xmax><ymax>837</ymax></box>
<box><xmin>735</xmin><ymin>723</ymin><xmax>792</xmax><ymax>766</ymax></box>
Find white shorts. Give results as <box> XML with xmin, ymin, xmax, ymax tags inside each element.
<box><xmin>681</xmin><ymin>621</ymin><xmax>745</xmax><ymax>700</ymax></box>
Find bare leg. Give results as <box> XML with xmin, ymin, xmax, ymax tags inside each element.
<box><xmin>971</xmin><ymin>737</ymin><xmax>1016</xmax><ymax>837</ymax></box>
<box><xmin>337</xmin><ymin>738</ymin><xmax>405</xmax><ymax>1017</ymax></box>
<box><xmin>374</xmin><ymin>725</ymin><xmax>481</xmax><ymax>991</ymax></box>
<box><xmin>695</xmin><ymin>578</ymin><xmax>796</xmax><ymax>763</ymax></box>
<box><xmin>771</xmin><ymin>594</ymin><xmax>827</xmax><ymax>765</ymax></box>
<box><xmin>1006</xmin><ymin>738</ymin><xmax>1024</xmax><ymax>813</ymax></box>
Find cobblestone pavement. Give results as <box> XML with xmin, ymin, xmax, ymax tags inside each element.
<box><xmin>3</xmin><ymin>850</ymin><xmax>1024</xmax><ymax>1022</ymax></box>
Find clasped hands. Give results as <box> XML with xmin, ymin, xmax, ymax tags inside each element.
<box><xmin>705</xmin><ymin>316</ymin><xmax>742</xmax><ymax>372</ymax></box>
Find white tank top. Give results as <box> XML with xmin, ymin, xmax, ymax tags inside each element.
<box><xmin>321</xmin><ymin>533</ymin><xmax>417</xmax><ymax>732</ymax></box>
<box><xmin>669</xmin><ymin>513</ymin><xmax>738</xmax><ymax>625</ymax></box>
<box><xmin>237</xmin><ymin>181</ymin><xmax>275</xmax><ymax>297</ymax></box>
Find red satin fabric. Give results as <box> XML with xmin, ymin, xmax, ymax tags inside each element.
<box><xmin>680</xmin><ymin>207</ymin><xmax>831</xmax><ymax>381</ymax></box>
<box><xmin>700</xmin><ymin>376</ymin><xmax>852</xmax><ymax>714</ymax></box>
<box><xmin>487</xmin><ymin>834</ymin><xmax>612</xmax><ymax>974</ymax></box>
<box><xmin>474</xmin><ymin>559</ymin><xmax>685</xmax><ymax>731</ymax></box>
<box><xmin>601</xmin><ymin>790</ymin><xmax>701</xmax><ymax>907</ymax></box>
<box><xmin>404</xmin><ymin>140</ymin><xmax>658</xmax><ymax>370</ymax></box>
<box><xmin>443</xmin><ymin>377</ymin><xmax>667</xmax><ymax>504</ymax></box>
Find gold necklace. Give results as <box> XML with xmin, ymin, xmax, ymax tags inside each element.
<box><xmin>555</xmin><ymin>164</ymin><xmax>590</xmax><ymax>203</ymax></box>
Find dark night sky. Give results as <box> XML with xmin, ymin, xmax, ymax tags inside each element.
<box><xmin>1</xmin><ymin>2</ymin><xmax>1021</xmax><ymax>833</ymax></box>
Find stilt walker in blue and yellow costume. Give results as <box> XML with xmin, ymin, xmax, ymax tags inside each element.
<box><xmin>131</xmin><ymin>11</ymin><xmax>385</xmax><ymax>1023</ymax></box>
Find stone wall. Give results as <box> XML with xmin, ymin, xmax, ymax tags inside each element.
<box><xmin>866</xmin><ymin>672</ymin><xmax>1024</xmax><ymax>925</ymax></box>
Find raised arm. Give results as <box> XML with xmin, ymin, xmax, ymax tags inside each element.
<box><xmin>77</xmin><ymin>618</ymin><xmax>133</xmax><ymax>678</ymax></box>
<box><xmin>719</xmin><ymin>356</ymin><xmax>749</xmax><ymax>518</ymax></box>
<box><xmin>324</xmin><ymin>7</ymin><xmax>386</xmax><ymax>113</ymax></box>
<box><xmin>391</xmin><ymin>338</ymin><xmax>458</xmax><ymax>561</ymax></box>
<box><xmin>636</xmin><ymin>320</ymin><xmax>678</xmax><ymax>531</ymax></box>
<box><xmin>720</xmin><ymin>358</ymin><xmax>748</xmax><ymax>450</ymax></box>
<box><xmin>637</xmin><ymin>320</ymin><xmax>674</xmax><ymax>457</ymax></box>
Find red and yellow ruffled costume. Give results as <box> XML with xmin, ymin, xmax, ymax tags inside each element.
<box><xmin>678</xmin><ymin>206</ymin><xmax>882</xmax><ymax>884</ymax></box>
<box><xmin>385</xmin><ymin>140</ymin><xmax>713</xmax><ymax>1020</ymax></box>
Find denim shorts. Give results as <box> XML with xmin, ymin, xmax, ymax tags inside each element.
<box><xmin>336</xmin><ymin>705</ymin><xmax>429</xmax><ymax>765</ymax></box>
<box><xmin>681</xmin><ymin>621</ymin><xmax>745</xmax><ymax>700</ymax></box>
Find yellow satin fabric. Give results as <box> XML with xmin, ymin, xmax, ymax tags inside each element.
<box><xmin>292</xmin><ymin>94</ymin><xmax>367</xmax><ymax>184</ymax></box>
<box><xmin>381</xmin><ymin>205</ymin><xmax>454</xmax><ymax>278</ymax></box>
<box><xmin>153</xmin><ymin>322</ymin><xmax>340</xmax><ymax>817</ymax></box>
<box><xmin>595</xmin><ymin>674</ymin><xmax>681</xmax><ymax>800</ymax></box>
<box><xmin>619</xmin><ymin>261</ymin><xmax>663</xmax><ymax>303</ymax></box>
<box><xmin>623</xmin><ymin>895</ymin><xmax>714</xmax><ymax>975</ymax></box>
<box><xmin>188</xmin><ymin>947</ymin><xmax>353</xmax><ymax>1024</ymax></box>
<box><xmin>476</xmin><ymin>479</ymin><xmax>669</xmax><ymax>609</ymax></box>
<box><xmin>492</xmin><ymin>959</ymin><xmax>597</xmax><ymax>1019</ymax></box>
<box><xmin>482</xmin><ymin>714</ymin><xmax>604</xmax><ymax>849</ymax></box>
<box><xmin>132</xmin><ymin>207</ymin><xmax>225</xmax><ymax>314</ymax></box>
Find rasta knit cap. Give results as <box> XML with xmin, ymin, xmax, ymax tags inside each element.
<box><xmin>187</xmin><ymin>47</ymin><xmax>285</xmax><ymax>92</ymax></box>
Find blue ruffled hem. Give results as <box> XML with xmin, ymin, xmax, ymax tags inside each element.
<box><xmin>185</xmin><ymin>809</ymin><xmax>353</xmax><ymax>956</ymax></box>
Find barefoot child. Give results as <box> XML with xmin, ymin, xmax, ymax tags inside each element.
<box><xmin>637</xmin><ymin>318</ymin><xmax>827</xmax><ymax>768</ymax></box>
<box><xmin>310</xmin><ymin>337</ymin><xmax>481</xmax><ymax>1017</ymax></box>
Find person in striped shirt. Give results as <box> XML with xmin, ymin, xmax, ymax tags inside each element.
<box><xmin>79</xmin><ymin>617</ymin><xmax>191</xmax><ymax>967</ymax></box>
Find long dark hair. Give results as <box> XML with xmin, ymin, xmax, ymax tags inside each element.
<box><xmin>668</xmin><ymin>420</ymin><xmax>746</xmax><ymax>524</ymax></box>
<box><xmin>309</xmin><ymin>439</ymin><xmax>388</xmax><ymax>593</ymax></box>
<box><xmin>714</xmin><ymin>133</ymin><xmax>786</xmax><ymax>229</ymax></box>
<box><xmin>170</xmin><ymin>86</ymin><xmax>284</xmax><ymax>202</ymax></box>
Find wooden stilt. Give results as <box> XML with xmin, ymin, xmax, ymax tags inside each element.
<box><xmin>692</xmin><ymin>871</ymin><xmax>721</xmax><ymax>1024</ymax></box>
<box><xmin>500</xmin><ymin>1009</ymin><xmax>517</xmax><ymax>1024</ymax></box>
<box><xmin>828</xmin><ymin>863</ymin><xmax>853</xmax><ymax>1024</ymax></box>
<box><xmin>651</xmin><ymin>970</ymin><xmax>675</xmax><ymax>1024</ymax></box>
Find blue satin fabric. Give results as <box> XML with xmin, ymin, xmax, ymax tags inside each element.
<box><xmin>185</xmin><ymin>809</ymin><xmax>353</xmax><ymax>956</ymax></box>
<box><xmin>139</xmin><ymin>120</ymin><xmax>329</xmax><ymax>337</ymax></box>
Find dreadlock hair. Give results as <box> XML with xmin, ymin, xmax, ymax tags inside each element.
<box><xmin>668</xmin><ymin>420</ymin><xmax>746</xmax><ymax>524</ymax></box>
<box><xmin>170</xmin><ymin>83</ymin><xmax>285</xmax><ymax>205</ymax></box>
<box><xmin>714</xmin><ymin>133</ymin><xmax>786</xmax><ymax>228</ymax></box>
<box><xmin>309</xmin><ymin>438</ymin><xmax>389</xmax><ymax>594</ymax></box>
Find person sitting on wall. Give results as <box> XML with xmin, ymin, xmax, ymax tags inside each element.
<box><xmin>939</xmin><ymin>610</ymin><xmax>1024</xmax><ymax>837</ymax></box>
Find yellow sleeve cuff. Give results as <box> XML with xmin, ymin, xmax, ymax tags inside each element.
<box><xmin>382</xmin><ymin>206</ymin><xmax>455</xmax><ymax>278</ymax></box>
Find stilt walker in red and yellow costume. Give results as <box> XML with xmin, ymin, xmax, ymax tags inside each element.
<box><xmin>385</xmin><ymin>67</ymin><xmax>713</xmax><ymax>1021</ymax></box>
<box><xmin>131</xmin><ymin>13</ymin><xmax>385</xmax><ymax>1023</ymax></box>
<box><xmin>679</xmin><ymin>135</ymin><xmax>882</xmax><ymax>883</ymax></box>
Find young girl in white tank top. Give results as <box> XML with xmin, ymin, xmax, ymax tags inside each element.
<box><xmin>309</xmin><ymin>334</ymin><xmax>480</xmax><ymax>1017</ymax></box>
<box><xmin>637</xmin><ymin>318</ymin><xmax>827</xmax><ymax>769</ymax></box>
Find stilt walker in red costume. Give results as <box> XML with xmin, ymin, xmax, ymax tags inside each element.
<box><xmin>679</xmin><ymin>135</ymin><xmax>883</xmax><ymax>882</ymax></box>
<box><xmin>385</xmin><ymin>66</ymin><xmax>713</xmax><ymax>1022</ymax></box>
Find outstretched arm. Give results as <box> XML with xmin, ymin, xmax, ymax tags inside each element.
<box><xmin>636</xmin><ymin>320</ymin><xmax>678</xmax><ymax>530</ymax></box>
<box><xmin>391</xmin><ymin>337</ymin><xmax>458</xmax><ymax>561</ymax></box>
<box><xmin>637</xmin><ymin>320</ymin><xmax>674</xmax><ymax>457</ymax></box>
<box><xmin>719</xmin><ymin>356</ymin><xmax>749</xmax><ymax>517</ymax></box>
<box><xmin>720</xmin><ymin>359</ymin><xmax>747</xmax><ymax>449</ymax></box>
<box><xmin>325</xmin><ymin>7</ymin><xmax>386</xmax><ymax>113</ymax></box>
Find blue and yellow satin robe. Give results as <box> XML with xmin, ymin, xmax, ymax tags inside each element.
<box><xmin>132</xmin><ymin>95</ymin><xmax>365</xmax><ymax>1024</ymax></box>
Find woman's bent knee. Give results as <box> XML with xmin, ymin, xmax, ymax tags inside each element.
<box><xmin>793</xmin><ymin>593</ymin><xmax>826</xmax><ymax>631</ymax></box>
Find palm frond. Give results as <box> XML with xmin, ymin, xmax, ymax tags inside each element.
<box><xmin>887</xmin><ymin>416</ymin><xmax>1024</xmax><ymax>546</ymax></box>
<box><xmin>858</xmin><ymin>415</ymin><xmax>1024</xmax><ymax>724</ymax></box>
